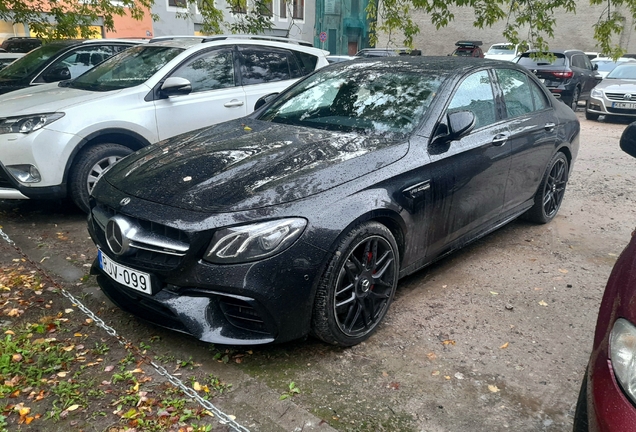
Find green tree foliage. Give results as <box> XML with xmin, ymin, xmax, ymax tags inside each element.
<box><xmin>369</xmin><ymin>0</ymin><xmax>636</xmax><ymax>57</ymax></box>
<box><xmin>0</xmin><ymin>0</ymin><xmax>157</xmax><ymax>40</ymax></box>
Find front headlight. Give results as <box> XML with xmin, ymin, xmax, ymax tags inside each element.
<box><xmin>0</xmin><ymin>113</ymin><xmax>65</xmax><ymax>135</ymax></box>
<box><xmin>610</xmin><ymin>318</ymin><xmax>636</xmax><ymax>403</ymax></box>
<box><xmin>204</xmin><ymin>218</ymin><xmax>307</xmax><ymax>264</ymax></box>
<box><xmin>591</xmin><ymin>88</ymin><xmax>604</xmax><ymax>99</ymax></box>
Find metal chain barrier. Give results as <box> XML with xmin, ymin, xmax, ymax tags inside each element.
<box><xmin>0</xmin><ymin>228</ymin><xmax>250</xmax><ymax>432</ymax></box>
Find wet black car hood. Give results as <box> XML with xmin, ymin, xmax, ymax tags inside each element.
<box><xmin>103</xmin><ymin>119</ymin><xmax>409</xmax><ymax>213</ymax></box>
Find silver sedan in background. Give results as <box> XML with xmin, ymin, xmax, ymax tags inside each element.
<box><xmin>586</xmin><ymin>62</ymin><xmax>636</xmax><ymax>121</ymax></box>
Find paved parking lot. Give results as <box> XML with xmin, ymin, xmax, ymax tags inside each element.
<box><xmin>1</xmin><ymin>111</ymin><xmax>634</xmax><ymax>431</ymax></box>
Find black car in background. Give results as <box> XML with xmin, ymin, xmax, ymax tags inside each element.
<box><xmin>516</xmin><ymin>49</ymin><xmax>600</xmax><ymax>110</ymax></box>
<box><xmin>0</xmin><ymin>39</ymin><xmax>142</xmax><ymax>95</ymax></box>
<box><xmin>0</xmin><ymin>37</ymin><xmax>42</xmax><ymax>53</ymax></box>
<box><xmin>88</xmin><ymin>57</ymin><xmax>580</xmax><ymax>347</ymax></box>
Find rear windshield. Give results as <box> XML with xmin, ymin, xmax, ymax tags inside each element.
<box><xmin>517</xmin><ymin>53</ymin><xmax>566</xmax><ymax>67</ymax></box>
<box><xmin>0</xmin><ymin>43</ymin><xmax>70</xmax><ymax>80</ymax></box>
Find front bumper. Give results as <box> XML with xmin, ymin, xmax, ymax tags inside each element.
<box><xmin>587</xmin><ymin>94</ymin><xmax>636</xmax><ymax>118</ymax></box>
<box><xmin>0</xmin><ymin>127</ymin><xmax>80</xmax><ymax>200</ymax></box>
<box><xmin>88</xmin><ymin>202</ymin><xmax>330</xmax><ymax>345</ymax></box>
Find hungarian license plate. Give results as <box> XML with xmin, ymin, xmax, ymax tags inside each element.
<box><xmin>98</xmin><ymin>249</ymin><xmax>152</xmax><ymax>294</ymax></box>
<box><xmin>612</xmin><ymin>102</ymin><xmax>636</xmax><ymax>109</ymax></box>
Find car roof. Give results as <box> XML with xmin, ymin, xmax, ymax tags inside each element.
<box><xmin>337</xmin><ymin>56</ymin><xmax>523</xmax><ymax>74</ymax></box>
<box><xmin>149</xmin><ymin>34</ymin><xmax>314</xmax><ymax>47</ymax></box>
<box><xmin>148</xmin><ymin>38</ymin><xmax>328</xmax><ymax>55</ymax></box>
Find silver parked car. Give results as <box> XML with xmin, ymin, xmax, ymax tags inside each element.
<box><xmin>586</xmin><ymin>62</ymin><xmax>636</xmax><ymax>121</ymax></box>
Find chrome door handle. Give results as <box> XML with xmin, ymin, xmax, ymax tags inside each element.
<box><xmin>224</xmin><ymin>99</ymin><xmax>245</xmax><ymax>108</ymax></box>
<box><xmin>492</xmin><ymin>134</ymin><xmax>508</xmax><ymax>146</ymax></box>
<box><xmin>544</xmin><ymin>122</ymin><xmax>556</xmax><ymax>132</ymax></box>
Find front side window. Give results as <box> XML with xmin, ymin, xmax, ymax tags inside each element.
<box><xmin>68</xmin><ymin>45</ymin><xmax>184</xmax><ymax>91</ymax></box>
<box><xmin>447</xmin><ymin>70</ymin><xmax>496</xmax><ymax>129</ymax></box>
<box><xmin>170</xmin><ymin>50</ymin><xmax>235</xmax><ymax>93</ymax></box>
<box><xmin>258</xmin><ymin>62</ymin><xmax>443</xmax><ymax>136</ymax></box>
<box><xmin>240</xmin><ymin>48</ymin><xmax>295</xmax><ymax>84</ymax></box>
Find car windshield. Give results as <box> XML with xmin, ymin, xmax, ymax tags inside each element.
<box><xmin>0</xmin><ymin>43</ymin><xmax>70</xmax><ymax>80</ymax></box>
<box><xmin>488</xmin><ymin>45</ymin><xmax>515</xmax><ymax>54</ymax></box>
<box><xmin>592</xmin><ymin>60</ymin><xmax>622</xmax><ymax>72</ymax></box>
<box><xmin>517</xmin><ymin>53</ymin><xmax>566</xmax><ymax>67</ymax></box>
<box><xmin>65</xmin><ymin>45</ymin><xmax>183</xmax><ymax>91</ymax></box>
<box><xmin>606</xmin><ymin>63</ymin><xmax>636</xmax><ymax>80</ymax></box>
<box><xmin>258</xmin><ymin>61</ymin><xmax>442</xmax><ymax>136</ymax></box>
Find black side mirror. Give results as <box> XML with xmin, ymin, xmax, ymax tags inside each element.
<box><xmin>160</xmin><ymin>77</ymin><xmax>192</xmax><ymax>97</ymax></box>
<box><xmin>254</xmin><ymin>92</ymin><xmax>279</xmax><ymax>111</ymax></box>
<box><xmin>593</xmin><ymin>63</ymin><xmax>599</xmax><ymax>70</ymax></box>
<box><xmin>620</xmin><ymin>122</ymin><xmax>636</xmax><ymax>158</ymax></box>
<box><xmin>42</xmin><ymin>66</ymin><xmax>71</xmax><ymax>83</ymax></box>
<box><xmin>447</xmin><ymin>110</ymin><xmax>476</xmax><ymax>138</ymax></box>
<box><xmin>430</xmin><ymin>110</ymin><xmax>476</xmax><ymax>154</ymax></box>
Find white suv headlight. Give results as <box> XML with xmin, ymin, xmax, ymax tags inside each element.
<box><xmin>591</xmin><ymin>88</ymin><xmax>603</xmax><ymax>99</ymax></box>
<box><xmin>204</xmin><ymin>218</ymin><xmax>307</xmax><ymax>264</ymax></box>
<box><xmin>0</xmin><ymin>113</ymin><xmax>65</xmax><ymax>135</ymax></box>
<box><xmin>610</xmin><ymin>318</ymin><xmax>636</xmax><ymax>403</ymax></box>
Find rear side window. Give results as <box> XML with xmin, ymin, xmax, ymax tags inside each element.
<box><xmin>239</xmin><ymin>47</ymin><xmax>299</xmax><ymax>85</ymax></box>
<box><xmin>571</xmin><ymin>54</ymin><xmax>587</xmax><ymax>69</ymax></box>
<box><xmin>292</xmin><ymin>51</ymin><xmax>318</xmax><ymax>75</ymax></box>
<box><xmin>496</xmin><ymin>68</ymin><xmax>548</xmax><ymax>117</ymax></box>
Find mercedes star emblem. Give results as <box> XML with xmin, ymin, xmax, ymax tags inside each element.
<box><xmin>105</xmin><ymin>216</ymin><xmax>134</xmax><ymax>256</ymax></box>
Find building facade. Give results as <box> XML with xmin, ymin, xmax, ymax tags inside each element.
<box><xmin>314</xmin><ymin>0</ymin><xmax>373</xmax><ymax>55</ymax></box>
<box><xmin>151</xmin><ymin>0</ymin><xmax>316</xmax><ymax>44</ymax></box>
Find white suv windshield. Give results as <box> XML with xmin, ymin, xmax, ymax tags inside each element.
<box><xmin>0</xmin><ymin>43</ymin><xmax>71</xmax><ymax>80</ymax></box>
<box><xmin>67</xmin><ymin>45</ymin><xmax>183</xmax><ymax>91</ymax></box>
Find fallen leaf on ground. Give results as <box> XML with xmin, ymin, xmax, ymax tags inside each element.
<box><xmin>500</xmin><ymin>342</ymin><xmax>509</xmax><ymax>349</ymax></box>
<box><xmin>538</xmin><ymin>300</ymin><xmax>548</xmax><ymax>306</ymax></box>
<box><xmin>488</xmin><ymin>385</ymin><xmax>500</xmax><ymax>393</ymax></box>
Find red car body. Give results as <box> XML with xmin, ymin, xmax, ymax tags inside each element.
<box><xmin>575</xmin><ymin>121</ymin><xmax>636</xmax><ymax>431</ymax></box>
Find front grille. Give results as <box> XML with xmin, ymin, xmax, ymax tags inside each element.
<box><xmin>605</xmin><ymin>92</ymin><xmax>634</xmax><ymax>101</ymax></box>
<box><xmin>92</xmin><ymin>203</ymin><xmax>190</xmax><ymax>271</ymax></box>
<box><xmin>219</xmin><ymin>298</ymin><xmax>269</xmax><ymax>334</ymax></box>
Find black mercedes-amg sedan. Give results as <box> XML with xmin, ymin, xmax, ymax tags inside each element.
<box><xmin>88</xmin><ymin>57</ymin><xmax>580</xmax><ymax>347</ymax></box>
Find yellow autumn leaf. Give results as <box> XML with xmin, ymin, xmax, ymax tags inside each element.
<box><xmin>488</xmin><ymin>385</ymin><xmax>500</xmax><ymax>393</ymax></box>
<box><xmin>74</xmin><ymin>333</ymin><xmax>83</xmax><ymax>337</ymax></box>
<box><xmin>57</xmin><ymin>372</ymin><xmax>68</xmax><ymax>378</ymax></box>
<box><xmin>4</xmin><ymin>330</ymin><xmax>15</xmax><ymax>335</ymax></box>
<box><xmin>62</xmin><ymin>345</ymin><xmax>75</xmax><ymax>352</ymax></box>
<box><xmin>243</xmin><ymin>126</ymin><xmax>252</xmax><ymax>131</ymax></box>
<box><xmin>66</xmin><ymin>404</ymin><xmax>79</xmax><ymax>411</ymax></box>
<box><xmin>193</xmin><ymin>382</ymin><xmax>202</xmax><ymax>391</ymax></box>
<box><xmin>19</xmin><ymin>407</ymin><xmax>31</xmax><ymax>416</ymax></box>
<box><xmin>500</xmin><ymin>342</ymin><xmax>509</xmax><ymax>349</ymax></box>
<box><xmin>538</xmin><ymin>300</ymin><xmax>548</xmax><ymax>306</ymax></box>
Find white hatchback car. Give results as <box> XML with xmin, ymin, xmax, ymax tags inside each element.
<box><xmin>0</xmin><ymin>37</ymin><xmax>329</xmax><ymax>212</ymax></box>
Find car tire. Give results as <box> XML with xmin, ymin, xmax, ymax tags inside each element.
<box><xmin>523</xmin><ymin>152</ymin><xmax>569</xmax><ymax>224</ymax></box>
<box><xmin>69</xmin><ymin>143</ymin><xmax>133</xmax><ymax>213</ymax></box>
<box><xmin>569</xmin><ymin>87</ymin><xmax>580</xmax><ymax>111</ymax></box>
<box><xmin>585</xmin><ymin>110</ymin><xmax>599</xmax><ymax>121</ymax></box>
<box><xmin>311</xmin><ymin>221</ymin><xmax>399</xmax><ymax>346</ymax></box>
<box><xmin>573</xmin><ymin>369</ymin><xmax>589</xmax><ymax>432</ymax></box>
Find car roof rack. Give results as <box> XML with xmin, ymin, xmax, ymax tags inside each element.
<box><xmin>201</xmin><ymin>34</ymin><xmax>313</xmax><ymax>47</ymax></box>
<box><xmin>455</xmin><ymin>40</ymin><xmax>483</xmax><ymax>47</ymax></box>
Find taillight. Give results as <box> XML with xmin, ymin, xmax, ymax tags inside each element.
<box><xmin>551</xmin><ymin>71</ymin><xmax>573</xmax><ymax>79</ymax></box>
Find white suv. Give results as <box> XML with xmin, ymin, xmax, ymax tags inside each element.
<box><xmin>0</xmin><ymin>37</ymin><xmax>329</xmax><ymax>212</ymax></box>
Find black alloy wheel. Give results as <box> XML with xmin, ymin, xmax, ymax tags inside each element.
<box><xmin>312</xmin><ymin>222</ymin><xmax>399</xmax><ymax>346</ymax></box>
<box><xmin>524</xmin><ymin>152</ymin><xmax>569</xmax><ymax>224</ymax></box>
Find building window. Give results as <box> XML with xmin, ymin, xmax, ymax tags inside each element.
<box><xmin>292</xmin><ymin>0</ymin><xmax>304</xmax><ymax>20</ymax></box>
<box><xmin>279</xmin><ymin>0</ymin><xmax>287</xmax><ymax>19</ymax></box>
<box><xmin>168</xmin><ymin>0</ymin><xmax>187</xmax><ymax>7</ymax></box>
<box><xmin>230</xmin><ymin>0</ymin><xmax>247</xmax><ymax>14</ymax></box>
<box><xmin>261</xmin><ymin>0</ymin><xmax>273</xmax><ymax>17</ymax></box>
